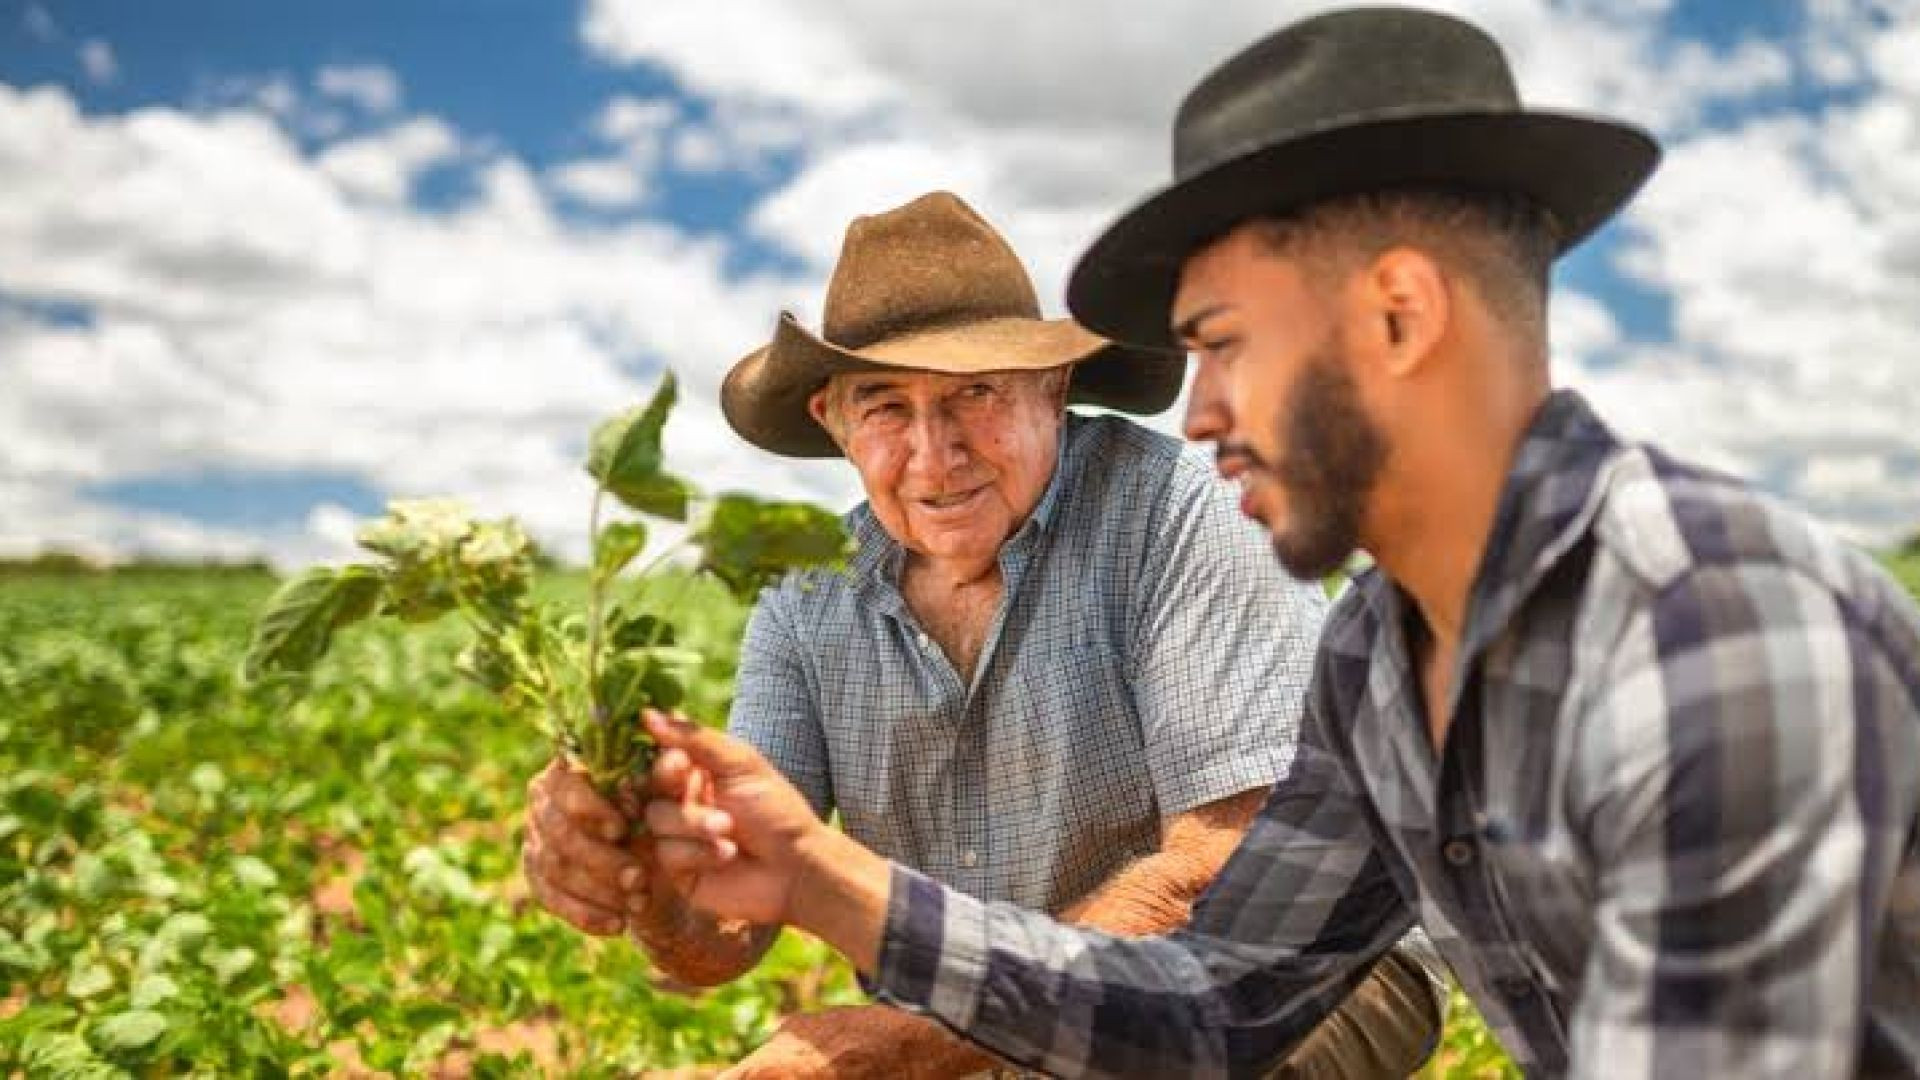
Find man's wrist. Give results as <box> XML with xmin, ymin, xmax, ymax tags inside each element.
<box><xmin>787</xmin><ymin>824</ymin><xmax>892</xmax><ymax>974</ymax></box>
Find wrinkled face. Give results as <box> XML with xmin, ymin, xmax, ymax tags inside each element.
<box><xmin>1175</xmin><ymin>226</ymin><xmax>1388</xmax><ymax>580</ymax></box>
<box><xmin>811</xmin><ymin>368</ymin><xmax>1067</xmax><ymax>564</ymax></box>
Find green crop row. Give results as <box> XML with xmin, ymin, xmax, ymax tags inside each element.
<box><xmin>10</xmin><ymin>551</ymin><xmax>1913</xmax><ymax>1075</ymax></box>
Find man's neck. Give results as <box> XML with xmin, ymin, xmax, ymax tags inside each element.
<box><xmin>1370</xmin><ymin>376</ymin><xmax>1549</xmax><ymax>661</ymax></box>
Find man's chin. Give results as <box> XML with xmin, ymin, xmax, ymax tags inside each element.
<box><xmin>1269</xmin><ymin>525</ymin><xmax>1355</xmax><ymax>582</ymax></box>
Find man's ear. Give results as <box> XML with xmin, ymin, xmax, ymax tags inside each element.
<box><xmin>1365</xmin><ymin>248</ymin><xmax>1450</xmax><ymax>378</ymax></box>
<box><xmin>1050</xmin><ymin>364</ymin><xmax>1075</xmax><ymax>410</ymax></box>
<box><xmin>806</xmin><ymin>385</ymin><xmax>843</xmax><ymax>448</ymax></box>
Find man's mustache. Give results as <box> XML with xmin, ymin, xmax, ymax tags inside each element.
<box><xmin>1216</xmin><ymin>442</ymin><xmax>1276</xmax><ymax>474</ymax></box>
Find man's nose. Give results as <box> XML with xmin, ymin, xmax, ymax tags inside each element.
<box><xmin>1183</xmin><ymin>358</ymin><xmax>1229</xmax><ymax>443</ymax></box>
<box><xmin>907</xmin><ymin>407</ymin><xmax>968</xmax><ymax>475</ymax></box>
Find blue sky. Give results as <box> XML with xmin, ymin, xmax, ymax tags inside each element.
<box><xmin>2</xmin><ymin>0</ymin><xmax>1916</xmax><ymax>563</ymax></box>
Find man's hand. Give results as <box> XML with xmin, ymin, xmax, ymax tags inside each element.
<box><xmin>522</xmin><ymin>757</ymin><xmax>642</xmax><ymax>936</ymax></box>
<box><xmin>641</xmin><ymin>710</ymin><xmax>829</xmax><ymax>926</ymax></box>
<box><xmin>720</xmin><ymin>1005</ymin><xmax>999</xmax><ymax>1080</ymax></box>
<box><xmin>643</xmin><ymin>710</ymin><xmax>893</xmax><ymax>972</ymax></box>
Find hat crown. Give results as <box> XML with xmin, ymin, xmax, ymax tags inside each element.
<box><xmin>1175</xmin><ymin>8</ymin><xmax>1519</xmax><ymax>180</ymax></box>
<box><xmin>820</xmin><ymin>191</ymin><xmax>1041</xmax><ymax>350</ymax></box>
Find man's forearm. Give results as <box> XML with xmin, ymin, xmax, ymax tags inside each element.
<box><xmin>787</xmin><ymin>823</ymin><xmax>893</xmax><ymax>975</ymax></box>
<box><xmin>1058</xmin><ymin>849</ymin><xmax>1218</xmax><ymax>935</ymax></box>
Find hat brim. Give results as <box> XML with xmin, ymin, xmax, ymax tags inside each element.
<box><xmin>1067</xmin><ymin>109</ymin><xmax>1660</xmax><ymax>349</ymax></box>
<box><xmin>723</xmin><ymin>311</ymin><xmax>1185</xmax><ymax>458</ymax></box>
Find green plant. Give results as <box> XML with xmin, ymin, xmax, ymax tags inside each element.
<box><xmin>239</xmin><ymin>374</ymin><xmax>852</xmax><ymax>791</ymax></box>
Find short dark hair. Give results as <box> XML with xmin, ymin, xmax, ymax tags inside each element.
<box><xmin>1247</xmin><ymin>187</ymin><xmax>1560</xmax><ymax>338</ymax></box>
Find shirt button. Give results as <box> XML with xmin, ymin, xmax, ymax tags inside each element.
<box><xmin>916</xmin><ymin>631</ymin><xmax>931</xmax><ymax>650</ymax></box>
<box><xmin>1442</xmin><ymin>838</ymin><xmax>1476</xmax><ymax>867</ymax></box>
<box><xmin>1494</xmin><ymin>976</ymin><xmax>1534</xmax><ymax>1000</ymax></box>
<box><xmin>960</xmin><ymin>849</ymin><xmax>978</xmax><ymax>868</ymax></box>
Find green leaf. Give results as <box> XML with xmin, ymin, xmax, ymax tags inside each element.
<box><xmin>587</xmin><ymin>374</ymin><xmax>693</xmax><ymax>519</ymax></box>
<box><xmin>356</xmin><ymin>497</ymin><xmax>473</xmax><ymax>561</ymax></box>
<box><xmin>608</xmin><ymin>472</ymin><xmax>692</xmax><ymax>521</ymax></box>
<box><xmin>21</xmin><ymin>1031</ymin><xmax>126</xmax><ymax>1080</ymax></box>
<box><xmin>240</xmin><ymin>565</ymin><xmax>384</xmax><ymax>682</ymax></box>
<box><xmin>229</xmin><ymin>855</ymin><xmax>279</xmax><ymax>891</ymax></box>
<box><xmin>639</xmin><ymin>645</ymin><xmax>700</xmax><ymax>711</ymax></box>
<box><xmin>453</xmin><ymin>635</ymin><xmax>519</xmax><ymax>696</ymax></box>
<box><xmin>201</xmin><ymin>944</ymin><xmax>257</xmax><ymax>985</ymax></box>
<box><xmin>608</xmin><ymin>610</ymin><xmax>676</xmax><ymax>649</ymax></box>
<box><xmin>91</xmin><ymin>1009</ymin><xmax>168</xmax><ymax>1054</ymax></box>
<box><xmin>129</xmin><ymin>973</ymin><xmax>179</xmax><ymax>1010</ymax></box>
<box><xmin>66</xmin><ymin>961</ymin><xmax>114</xmax><ymax>999</ymax></box>
<box><xmin>593</xmin><ymin>651</ymin><xmax>651</xmax><ymax>729</ymax></box>
<box><xmin>457</xmin><ymin>518</ymin><xmax>535</xmax><ymax>606</ymax></box>
<box><xmin>593</xmin><ymin>521</ymin><xmax>648</xmax><ymax>583</ymax></box>
<box><xmin>697</xmin><ymin>493</ymin><xmax>854</xmax><ymax>600</ymax></box>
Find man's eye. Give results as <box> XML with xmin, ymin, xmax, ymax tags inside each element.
<box><xmin>1190</xmin><ymin>337</ymin><xmax>1239</xmax><ymax>362</ymax></box>
<box><xmin>963</xmin><ymin>383</ymin><xmax>995</xmax><ymax>398</ymax></box>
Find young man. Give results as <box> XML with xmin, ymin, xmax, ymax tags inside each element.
<box><xmin>523</xmin><ymin>192</ymin><xmax>1441</xmax><ymax>1077</ymax></box>
<box><xmin>636</xmin><ymin>11</ymin><xmax>1920</xmax><ymax>1076</ymax></box>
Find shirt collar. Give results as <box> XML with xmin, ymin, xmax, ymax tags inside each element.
<box><xmin>1360</xmin><ymin>388</ymin><xmax>1621</xmax><ymax>664</ymax></box>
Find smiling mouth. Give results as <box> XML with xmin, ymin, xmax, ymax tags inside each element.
<box><xmin>916</xmin><ymin>487</ymin><xmax>983</xmax><ymax>510</ymax></box>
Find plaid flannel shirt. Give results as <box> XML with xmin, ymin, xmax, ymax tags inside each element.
<box><xmin>874</xmin><ymin>390</ymin><xmax>1920</xmax><ymax>1078</ymax></box>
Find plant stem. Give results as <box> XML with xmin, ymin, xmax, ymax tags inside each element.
<box><xmin>586</xmin><ymin>486</ymin><xmax>607</xmax><ymax>714</ymax></box>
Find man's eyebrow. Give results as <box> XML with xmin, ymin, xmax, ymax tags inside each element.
<box><xmin>1171</xmin><ymin>303</ymin><xmax>1231</xmax><ymax>344</ymax></box>
<box><xmin>846</xmin><ymin>380</ymin><xmax>901</xmax><ymax>404</ymax></box>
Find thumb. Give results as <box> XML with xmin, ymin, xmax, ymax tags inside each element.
<box><xmin>643</xmin><ymin>709</ymin><xmax>765</xmax><ymax>780</ymax></box>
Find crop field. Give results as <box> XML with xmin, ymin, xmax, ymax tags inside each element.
<box><xmin>5</xmin><ymin>552</ymin><xmax>1917</xmax><ymax>1076</ymax></box>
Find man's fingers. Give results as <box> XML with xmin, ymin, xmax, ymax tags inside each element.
<box><xmin>652</xmin><ymin>745</ymin><xmax>695</xmax><ymax>800</ymax></box>
<box><xmin>547</xmin><ymin>764</ymin><xmax>628</xmax><ymax>844</ymax></box>
<box><xmin>645</xmin><ymin>795</ymin><xmax>734</xmax><ymax>844</ymax></box>
<box><xmin>522</xmin><ymin>843</ymin><xmax>626</xmax><ymax>936</ymax></box>
<box><xmin>533</xmin><ymin>792</ymin><xmax>635</xmax><ymax>881</ymax></box>
<box><xmin>645</xmin><ymin>709</ymin><xmax>765</xmax><ymax>779</ymax></box>
<box><xmin>528</xmin><ymin>836</ymin><xmax>635</xmax><ymax>912</ymax></box>
<box><xmin>654</xmin><ymin>834</ymin><xmax>738</xmax><ymax>876</ymax></box>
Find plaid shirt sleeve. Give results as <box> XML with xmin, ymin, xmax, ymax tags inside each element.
<box><xmin>1568</xmin><ymin>560</ymin><xmax>1920</xmax><ymax>1078</ymax></box>
<box><xmin>873</xmin><ymin>678</ymin><xmax>1417</xmax><ymax>1079</ymax></box>
<box><xmin>726</xmin><ymin>591</ymin><xmax>835</xmax><ymax>821</ymax></box>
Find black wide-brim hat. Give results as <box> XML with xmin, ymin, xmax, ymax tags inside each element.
<box><xmin>1067</xmin><ymin>6</ymin><xmax>1663</xmax><ymax>349</ymax></box>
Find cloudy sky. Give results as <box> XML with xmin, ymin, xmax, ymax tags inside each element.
<box><xmin>2</xmin><ymin>0</ymin><xmax>1917</xmax><ymax>565</ymax></box>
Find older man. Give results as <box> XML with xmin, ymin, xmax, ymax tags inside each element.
<box><xmin>522</xmin><ymin>192</ymin><xmax>1443</xmax><ymax>1076</ymax></box>
<box><xmin>633</xmin><ymin>10</ymin><xmax>1920</xmax><ymax>1080</ymax></box>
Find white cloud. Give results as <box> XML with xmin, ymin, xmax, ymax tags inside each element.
<box><xmin>580</xmin><ymin>0</ymin><xmax>1920</xmax><ymax>542</ymax></box>
<box><xmin>316</xmin><ymin>63</ymin><xmax>403</xmax><ymax>113</ymax></box>
<box><xmin>8</xmin><ymin>1</ymin><xmax>1920</xmax><ymax>564</ymax></box>
<box><xmin>546</xmin><ymin>157</ymin><xmax>645</xmax><ymax>208</ymax></box>
<box><xmin>541</xmin><ymin>96</ymin><xmax>680</xmax><ymax>208</ymax></box>
<box><xmin>0</xmin><ymin>82</ymin><xmax>860</xmax><ymax>565</ymax></box>
<box><xmin>78</xmin><ymin>39</ymin><xmax>117</xmax><ymax>84</ymax></box>
<box><xmin>317</xmin><ymin>116</ymin><xmax>460</xmax><ymax>202</ymax></box>
<box><xmin>1587</xmin><ymin>2</ymin><xmax>1920</xmax><ymax>542</ymax></box>
<box><xmin>595</xmin><ymin>95</ymin><xmax>677</xmax><ymax>147</ymax></box>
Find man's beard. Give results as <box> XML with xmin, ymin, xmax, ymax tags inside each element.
<box><xmin>1255</xmin><ymin>336</ymin><xmax>1389</xmax><ymax>580</ymax></box>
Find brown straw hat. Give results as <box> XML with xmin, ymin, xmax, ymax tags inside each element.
<box><xmin>722</xmin><ymin>191</ymin><xmax>1184</xmax><ymax>458</ymax></box>
<box><xmin>1067</xmin><ymin>7</ymin><xmax>1661</xmax><ymax>348</ymax></box>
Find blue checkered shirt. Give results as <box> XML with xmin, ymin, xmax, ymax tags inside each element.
<box><xmin>872</xmin><ymin>391</ymin><xmax>1920</xmax><ymax>1078</ymax></box>
<box><xmin>727</xmin><ymin>413</ymin><xmax>1328</xmax><ymax>913</ymax></box>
